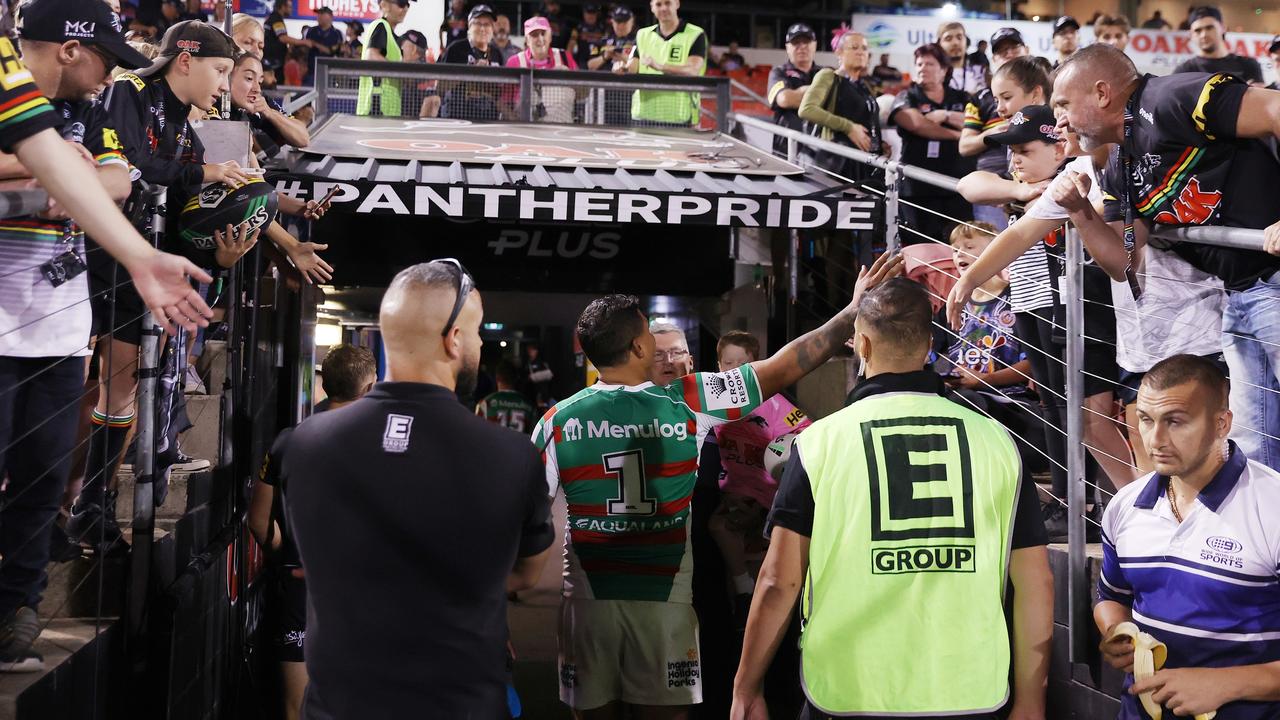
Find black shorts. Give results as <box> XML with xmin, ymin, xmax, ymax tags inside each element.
<box><xmin>266</xmin><ymin>570</ymin><xmax>307</xmax><ymax>663</ymax></box>
<box><xmin>88</xmin><ymin>248</ymin><xmax>145</xmax><ymax>346</ymax></box>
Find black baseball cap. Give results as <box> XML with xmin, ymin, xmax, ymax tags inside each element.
<box><xmin>785</xmin><ymin>22</ymin><xmax>816</xmax><ymax>44</ymax></box>
<box><xmin>135</xmin><ymin>20</ymin><xmax>240</xmax><ymax>78</ymax></box>
<box><xmin>990</xmin><ymin>27</ymin><xmax>1025</xmax><ymax>52</ymax></box>
<box><xmin>1053</xmin><ymin>16</ymin><xmax>1080</xmax><ymax>35</ymax></box>
<box><xmin>583</xmin><ymin>3</ymin><xmax>602</xmax><ymax>12</ymax></box>
<box><xmin>611</xmin><ymin>6</ymin><xmax>633</xmax><ymax>21</ymax></box>
<box><xmin>402</xmin><ymin>29</ymin><xmax>428</xmax><ymax>50</ymax></box>
<box><xmin>315</xmin><ymin>5</ymin><xmax>334</xmax><ymax>14</ymax></box>
<box><xmin>984</xmin><ymin>104</ymin><xmax>1061</xmax><ymax>147</ymax></box>
<box><xmin>1188</xmin><ymin>5</ymin><xmax>1223</xmax><ymax>24</ymax></box>
<box><xmin>468</xmin><ymin>4</ymin><xmax>496</xmax><ymax>22</ymax></box>
<box><xmin>17</xmin><ymin>0</ymin><xmax>153</xmax><ymax>70</ymax></box>
<box><xmin>1270</xmin><ymin>34</ymin><xmax>1280</xmax><ymax>53</ymax></box>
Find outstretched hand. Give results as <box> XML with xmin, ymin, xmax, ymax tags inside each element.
<box><xmin>124</xmin><ymin>250</ymin><xmax>214</xmax><ymax>334</ymax></box>
<box><xmin>850</xmin><ymin>250</ymin><xmax>906</xmax><ymax>309</ymax></box>
<box><xmin>285</xmin><ymin>241</ymin><xmax>334</xmax><ymax>284</ymax></box>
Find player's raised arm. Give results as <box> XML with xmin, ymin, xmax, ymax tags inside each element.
<box><xmin>750</xmin><ymin>250</ymin><xmax>903</xmax><ymax>399</ymax></box>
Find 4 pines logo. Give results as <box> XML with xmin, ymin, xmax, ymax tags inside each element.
<box><xmin>863</xmin><ymin>417</ymin><xmax>978</xmax><ymax>575</ymax></box>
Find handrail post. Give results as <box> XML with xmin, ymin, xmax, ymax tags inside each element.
<box><xmin>519</xmin><ymin>69</ymin><xmax>534</xmax><ymax>122</ymax></box>
<box><xmin>715</xmin><ymin>79</ymin><xmax>729</xmax><ymax>132</ymax></box>
<box><xmin>315</xmin><ymin>58</ymin><xmax>329</xmax><ymax>119</ymax></box>
<box><xmin>786</xmin><ymin>137</ymin><xmax>797</xmax><ymax>164</ymax></box>
<box><xmin>884</xmin><ymin>162</ymin><xmax>901</xmax><ymax>254</ymax></box>
<box><xmin>1063</xmin><ymin>226</ymin><xmax>1089</xmax><ymax>665</ymax></box>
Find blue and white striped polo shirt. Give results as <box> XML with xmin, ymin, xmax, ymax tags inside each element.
<box><xmin>1099</xmin><ymin>442</ymin><xmax>1280</xmax><ymax>720</ymax></box>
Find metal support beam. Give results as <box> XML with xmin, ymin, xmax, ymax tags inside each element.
<box><xmin>1064</xmin><ymin>227</ymin><xmax>1088</xmax><ymax>664</ymax></box>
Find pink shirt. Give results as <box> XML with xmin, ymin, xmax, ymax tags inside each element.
<box><xmin>713</xmin><ymin>394</ymin><xmax>811</xmax><ymax>508</ymax></box>
<box><xmin>504</xmin><ymin>47</ymin><xmax>578</xmax><ymax>70</ymax></box>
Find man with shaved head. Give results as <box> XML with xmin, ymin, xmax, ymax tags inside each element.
<box><xmin>1052</xmin><ymin>42</ymin><xmax>1280</xmax><ymax>470</ymax></box>
<box><xmin>282</xmin><ymin>260</ymin><xmax>555</xmax><ymax>719</ymax></box>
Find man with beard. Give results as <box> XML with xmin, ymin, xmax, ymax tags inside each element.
<box><xmin>937</xmin><ymin>21</ymin><xmax>986</xmax><ymax>95</ymax></box>
<box><xmin>284</xmin><ymin>260</ymin><xmax>555</xmax><ymax>718</ymax></box>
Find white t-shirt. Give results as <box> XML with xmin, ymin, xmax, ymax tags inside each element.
<box><xmin>1026</xmin><ymin>155</ymin><xmax>1225</xmax><ymax>372</ymax></box>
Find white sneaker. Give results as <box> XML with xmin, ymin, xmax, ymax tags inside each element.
<box><xmin>183</xmin><ymin>365</ymin><xmax>206</xmax><ymax>395</ymax></box>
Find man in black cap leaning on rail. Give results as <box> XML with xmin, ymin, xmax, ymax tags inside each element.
<box><xmin>284</xmin><ymin>260</ymin><xmax>555</xmax><ymax>719</ymax></box>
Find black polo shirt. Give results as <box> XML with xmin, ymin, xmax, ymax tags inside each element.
<box><xmin>283</xmin><ymin>382</ymin><xmax>554</xmax><ymax>720</ymax></box>
<box><xmin>1097</xmin><ymin>72</ymin><xmax>1280</xmax><ymax>292</ymax></box>
<box><xmin>767</xmin><ymin>61</ymin><xmax>822</xmax><ymax>144</ymax></box>
<box><xmin>768</xmin><ymin>371</ymin><xmax>1047</xmax><ymax>549</ymax></box>
<box><xmin>1173</xmin><ymin>54</ymin><xmax>1264</xmax><ymax>85</ymax></box>
<box><xmin>889</xmin><ymin>83</ymin><xmax>973</xmax><ymax>182</ymax></box>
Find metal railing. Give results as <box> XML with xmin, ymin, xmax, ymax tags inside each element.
<box><xmin>311</xmin><ymin>57</ymin><xmax>733</xmax><ymax>131</ymax></box>
<box><xmin>728</xmin><ymin>110</ymin><xmax>1269</xmax><ymax>698</ymax></box>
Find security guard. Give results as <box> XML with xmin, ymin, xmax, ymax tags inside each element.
<box><xmin>356</xmin><ymin>0</ymin><xmax>411</xmax><ymax>116</ymax></box>
<box><xmin>732</xmin><ymin>278</ymin><xmax>1053</xmax><ymax>720</ymax></box>
<box><xmin>629</xmin><ymin>0</ymin><xmax>706</xmax><ymax>125</ymax></box>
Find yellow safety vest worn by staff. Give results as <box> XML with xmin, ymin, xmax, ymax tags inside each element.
<box><xmin>796</xmin><ymin>387</ymin><xmax>1021</xmax><ymax>715</ymax></box>
<box><xmin>357</xmin><ymin>18</ymin><xmax>402</xmax><ymax>116</ymax></box>
<box><xmin>631</xmin><ymin>21</ymin><xmax>705</xmax><ymax>125</ymax></box>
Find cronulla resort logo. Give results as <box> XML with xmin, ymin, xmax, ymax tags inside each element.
<box><xmin>865</xmin><ymin>20</ymin><xmax>898</xmax><ymax>50</ymax></box>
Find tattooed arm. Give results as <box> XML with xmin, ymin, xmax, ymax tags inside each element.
<box><xmin>750</xmin><ymin>251</ymin><xmax>904</xmax><ymax>399</ymax></box>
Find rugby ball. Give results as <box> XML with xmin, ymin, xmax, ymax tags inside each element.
<box><xmin>178</xmin><ymin>178</ymin><xmax>278</xmax><ymax>251</ymax></box>
<box><xmin>763</xmin><ymin>432</ymin><xmax>799</xmax><ymax>481</ymax></box>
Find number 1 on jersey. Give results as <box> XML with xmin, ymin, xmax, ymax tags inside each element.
<box><xmin>603</xmin><ymin>450</ymin><xmax>656</xmax><ymax>515</ymax></box>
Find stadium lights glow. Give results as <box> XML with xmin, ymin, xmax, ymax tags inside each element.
<box><xmin>940</xmin><ymin>2</ymin><xmax>958</xmax><ymax>17</ymax></box>
<box><xmin>315</xmin><ymin>323</ymin><xmax>342</xmax><ymax>347</ymax></box>
<box><xmin>500</xmin><ymin>341</ymin><xmax>508</xmax><ymax>348</ymax></box>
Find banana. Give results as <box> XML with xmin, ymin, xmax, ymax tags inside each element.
<box><xmin>1108</xmin><ymin>621</ymin><xmax>1216</xmax><ymax>720</ymax></box>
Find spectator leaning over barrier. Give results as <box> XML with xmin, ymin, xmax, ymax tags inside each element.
<box><xmin>628</xmin><ymin>0</ymin><xmax>706</xmax><ymax>127</ymax></box>
<box><xmin>1096</xmin><ymin>355</ymin><xmax>1280</xmax><ymax>720</ymax></box>
<box><xmin>764</xmin><ymin>23</ymin><xmax>821</xmax><ymax>155</ymax></box>
<box><xmin>285</xmin><ymin>262</ymin><xmax>555</xmax><ymax>719</ymax></box>
<box><xmin>989</xmin><ymin>27</ymin><xmax>1031</xmax><ymax>69</ymax></box>
<box><xmin>732</xmin><ymin>277</ymin><xmax>1052</xmax><ymax>720</ymax></box>
<box><xmin>1050</xmin><ymin>43</ymin><xmax>1280</xmax><ymax>471</ymax></box>
<box><xmin>0</xmin><ymin>0</ymin><xmax>214</xmax><ymax>671</ymax></box>
<box><xmin>356</xmin><ymin>0</ymin><xmax>411</xmax><ymax>117</ymax></box>
<box><xmin>1051</xmin><ymin>16</ymin><xmax>1079</xmax><ymax>68</ymax></box>
<box><xmin>937</xmin><ymin>21</ymin><xmax>987</xmax><ymax>95</ymax></box>
<box><xmin>250</xmin><ymin>343</ymin><xmax>375</xmax><ymax>720</ymax></box>
<box><xmin>1175</xmin><ymin>5</ymin><xmax>1264</xmax><ymax>85</ymax></box>
<box><xmin>70</xmin><ymin>21</ymin><xmax>249</xmax><ymax>552</ymax></box>
<box><xmin>1092</xmin><ymin>14</ymin><xmax>1131</xmax><ymax>53</ymax></box>
<box><xmin>888</xmin><ymin>42</ymin><xmax>973</xmax><ymax>245</ymax></box>
<box><xmin>955</xmin><ymin>103</ymin><xmax>1137</xmax><ymax>539</ymax></box>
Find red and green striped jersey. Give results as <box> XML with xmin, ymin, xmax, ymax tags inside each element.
<box><xmin>477</xmin><ymin>389</ymin><xmax>535</xmax><ymax>433</ymax></box>
<box><xmin>532</xmin><ymin>365</ymin><xmax>763</xmax><ymax>603</ymax></box>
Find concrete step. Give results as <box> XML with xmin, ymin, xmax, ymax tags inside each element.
<box><xmin>41</xmin><ymin>525</ymin><xmax>175</xmax><ymax>621</ymax></box>
<box><xmin>0</xmin><ymin>618</ymin><xmax>116</xmax><ymax>720</ymax></box>
<box><xmin>177</xmin><ymin>393</ymin><xmax>222</xmax><ymax>467</ymax></box>
<box><xmin>114</xmin><ymin>467</ymin><xmax>212</xmax><ymax>523</ymax></box>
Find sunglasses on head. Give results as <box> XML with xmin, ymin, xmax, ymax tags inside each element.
<box><xmin>431</xmin><ymin>258</ymin><xmax>475</xmax><ymax>337</ymax></box>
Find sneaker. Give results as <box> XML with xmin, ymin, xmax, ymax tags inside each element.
<box><xmin>47</xmin><ymin>523</ymin><xmax>83</xmax><ymax>563</ymax></box>
<box><xmin>183</xmin><ymin>365</ymin><xmax>206</xmax><ymax>395</ymax></box>
<box><xmin>1042</xmin><ymin>501</ymin><xmax>1068</xmax><ymax>543</ymax></box>
<box><xmin>66</xmin><ymin>499</ymin><xmax>126</xmax><ymax>550</ymax></box>
<box><xmin>171</xmin><ymin>449</ymin><xmax>211</xmax><ymax>473</ymax></box>
<box><xmin>0</xmin><ymin>607</ymin><xmax>44</xmax><ymax>673</ymax></box>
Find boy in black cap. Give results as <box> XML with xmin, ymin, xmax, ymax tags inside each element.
<box><xmin>1175</xmin><ymin>5</ymin><xmax>1264</xmax><ymax>84</ymax></box>
<box><xmin>69</xmin><ymin>20</ymin><xmax>247</xmax><ymax>549</ymax></box>
<box><xmin>1051</xmin><ymin>16</ymin><xmax>1079</xmax><ymax>67</ymax></box>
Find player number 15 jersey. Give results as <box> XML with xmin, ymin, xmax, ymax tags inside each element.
<box><xmin>532</xmin><ymin>365</ymin><xmax>763</xmax><ymax>603</ymax></box>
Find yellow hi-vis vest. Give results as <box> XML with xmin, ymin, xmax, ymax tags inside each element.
<box><xmin>357</xmin><ymin>18</ymin><xmax>402</xmax><ymax>116</ymax></box>
<box><xmin>631</xmin><ymin>22</ymin><xmax>704</xmax><ymax>125</ymax></box>
<box><xmin>795</xmin><ymin>389</ymin><xmax>1022</xmax><ymax>715</ymax></box>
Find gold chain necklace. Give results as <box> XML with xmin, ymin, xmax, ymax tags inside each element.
<box><xmin>1167</xmin><ymin>483</ymin><xmax>1184</xmax><ymax>523</ymax></box>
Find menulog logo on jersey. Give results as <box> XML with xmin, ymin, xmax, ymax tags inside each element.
<box><xmin>562</xmin><ymin>417</ymin><xmax>687</xmax><ymax>442</ymax></box>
